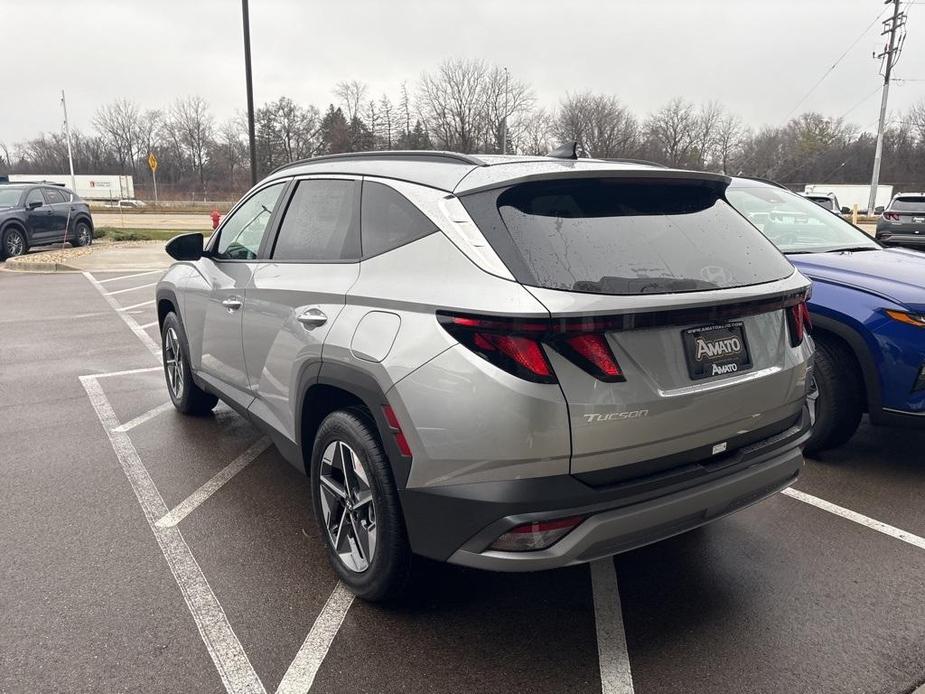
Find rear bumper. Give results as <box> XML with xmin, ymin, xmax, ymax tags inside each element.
<box><xmin>876</xmin><ymin>232</ymin><xmax>925</xmax><ymax>248</ymax></box>
<box><xmin>400</xmin><ymin>406</ymin><xmax>810</xmax><ymax>569</ymax></box>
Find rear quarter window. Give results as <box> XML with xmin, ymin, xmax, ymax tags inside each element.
<box><xmin>462</xmin><ymin>178</ymin><xmax>793</xmax><ymax>295</ymax></box>
<box><xmin>361</xmin><ymin>181</ymin><xmax>436</xmax><ymax>258</ymax></box>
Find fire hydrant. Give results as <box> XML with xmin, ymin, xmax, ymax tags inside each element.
<box><xmin>210</xmin><ymin>209</ymin><xmax>221</xmax><ymax>230</ymax></box>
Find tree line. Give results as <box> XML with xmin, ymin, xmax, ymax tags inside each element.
<box><xmin>3</xmin><ymin>58</ymin><xmax>925</xmax><ymax>200</ymax></box>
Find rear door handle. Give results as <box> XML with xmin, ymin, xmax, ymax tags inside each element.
<box><xmin>221</xmin><ymin>297</ymin><xmax>243</xmax><ymax>312</ymax></box>
<box><xmin>297</xmin><ymin>307</ymin><xmax>327</xmax><ymax>329</ymax></box>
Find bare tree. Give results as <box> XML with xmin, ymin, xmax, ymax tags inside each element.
<box><xmin>379</xmin><ymin>94</ymin><xmax>396</xmax><ymax>149</ymax></box>
<box><xmin>714</xmin><ymin>113</ymin><xmax>746</xmax><ymax>173</ymax></box>
<box><xmin>556</xmin><ymin>92</ymin><xmax>639</xmax><ymax>158</ymax></box>
<box><xmin>334</xmin><ymin>80</ymin><xmax>368</xmax><ymax>122</ymax></box>
<box><xmin>92</xmin><ymin>99</ymin><xmax>144</xmax><ymax>174</ymax></box>
<box><xmin>645</xmin><ymin>98</ymin><xmax>699</xmax><ymax>167</ymax></box>
<box><xmin>167</xmin><ymin>96</ymin><xmax>214</xmax><ymax>195</ymax></box>
<box><xmin>417</xmin><ymin>59</ymin><xmax>533</xmax><ymax>153</ymax></box>
<box><xmin>519</xmin><ymin>109</ymin><xmax>555</xmax><ymax>155</ymax></box>
<box><xmin>399</xmin><ymin>81</ymin><xmax>413</xmax><ymax>139</ymax></box>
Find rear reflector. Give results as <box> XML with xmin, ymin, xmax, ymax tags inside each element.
<box><xmin>489</xmin><ymin>515</ymin><xmax>586</xmax><ymax>552</ymax></box>
<box><xmin>382</xmin><ymin>405</ymin><xmax>412</xmax><ymax>457</ymax></box>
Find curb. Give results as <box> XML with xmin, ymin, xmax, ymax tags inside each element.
<box><xmin>4</xmin><ymin>259</ymin><xmax>82</xmax><ymax>273</ymax></box>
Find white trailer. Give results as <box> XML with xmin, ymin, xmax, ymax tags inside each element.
<box><xmin>803</xmin><ymin>183</ymin><xmax>893</xmax><ymax>213</ymax></box>
<box><xmin>8</xmin><ymin>174</ymin><xmax>135</xmax><ymax>201</ymax></box>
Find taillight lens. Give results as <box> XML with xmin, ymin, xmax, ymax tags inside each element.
<box><xmin>437</xmin><ymin>312</ymin><xmax>625</xmax><ymax>384</ymax></box>
<box><xmin>489</xmin><ymin>515</ymin><xmax>586</xmax><ymax>552</ymax></box>
<box><xmin>787</xmin><ymin>301</ymin><xmax>812</xmax><ymax>346</ymax></box>
<box><xmin>882</xmin><ymin>212</ymin><xmax>900</xmax><ymax>221</ymax></box>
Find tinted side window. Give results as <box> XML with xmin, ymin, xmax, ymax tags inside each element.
<box><xmin>44</xmin><ymin>188</ymin><xmax>66</xmax><ymax>204</ymax></box>
<box><xmin>361</xmin><ymin>182</ymin><xmax>436</xmax><ymax>257</ymax></box>
<box><xmin>215</xmin><ymin>182</ymin><xmax>286</xmax><ymax>260</ymax></box>
<box><xmin>273</xmin><ymin>180</ymin><xmax>358</xmax><ymax>261</ymax></box>
<box><xmin>25</xmin><ymin>189</ymin><xmax>45</xmax><ymax>207</ymax></box>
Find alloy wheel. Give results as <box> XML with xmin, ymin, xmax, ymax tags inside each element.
<box><xmin>77</xmin><ymin>225</ymin><xmax>91</xmax><ymax>245</ymax></box>
<box><xmin>318</xmin><ymin>440</ymin><xmax>377</xmax><ymax>573</ymax></box>
<box><xmin>7</xmin><ymin>232</ymin><xmax>24</xmax><ymax>257</ymax></box>
<box><xmin>164</xmin><ymin>327</ymin><xmax>184</xmax><ymax>400</ymax></box>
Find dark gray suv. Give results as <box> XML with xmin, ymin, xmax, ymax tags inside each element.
<box><xmin>0</xmin><ymin>183</ymin><xmax>94</xmax><ymax>259</ymax></box>
<box><xmin>156</xmin><ymin>151</ymin><xmax>814</xmax><ymax>600</ymax></box>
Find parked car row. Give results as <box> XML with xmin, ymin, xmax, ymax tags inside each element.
<box><xmin>0</xmin><ymin>183</ymin><xmax>94</xmax><ymax>259</ymax></box>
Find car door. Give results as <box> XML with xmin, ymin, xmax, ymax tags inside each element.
<box><xmin>243</xmin><ymin>176</ymin><xmax>360</xmax><ymax>440</ymax></box>
<box><xmin>184</xmin><ymin>180</ymin><xmax>288</xmax><ymax>408</ymax></box>
<box><xmin>42</xmin><ymin>188</ymin><xmax>70</xmax><ymax>241</ymax></box>
<box><xmin>23</xmin><ymin>189</ymin><xmax>52</xmax><ymax>243</ymax></box>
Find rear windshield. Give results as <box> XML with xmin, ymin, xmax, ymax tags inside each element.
<box><xmin>461</xmin><ymin>178</ymin><xmax>793</xmax><ymax>295</ymax></box>
<box><xmin>890</xmin><ymin>197</ymin><xmax>925</xmax><ymax>213</ymax></box>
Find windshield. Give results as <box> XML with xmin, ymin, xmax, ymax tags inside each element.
<box><xmin>726</xmin><ymin>185</ymin><xmax>879</xmax><ymax>254</ymax></box>
<box><xmin>462</xmin><ymin>178</ymin><xmax>794</xmax><ymax>295</ymax></box>
<box><xmin>0</xmin><ymin>188</ymin><xmax>22</xmax><ymax>207</ymax></box>
<box><xmin>889</xmin><ymin>197</ymin><xmax>925</xmax><ymax>213</ymax></box>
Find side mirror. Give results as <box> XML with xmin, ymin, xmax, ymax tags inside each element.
<box><xmin>840</xmin><ymin>206</ymin><xmax>850</xmax><ymax>214</ymax></box>
<box><xmin>27</xmin><ymin>200</ymin><xmax>42</xmax><ymax>210</ymax></box>
<box><xmin>165</xmin><ymin>232</ymin><xmax>204</xmax><ymax>261</ymax></box>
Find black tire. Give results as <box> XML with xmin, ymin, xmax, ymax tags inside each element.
<box><xmin>310</xmin><ymin>410</ymin><xmax>411</xmax><ymax>602</ymax></box>
<box><xmin>161</xmin><ymin>312</ymin><xmax>218</xmax><ymax>415</ymax></box>
<box><xmin>804</xmin><ymin>336</ymin><xmax>864</xmax><ymax>455</ymax></box>
<box><xmin>70</xmin><ymin>220</ymin><xmax>93</xmax><ymax>247</ymax></box>
<box><xmin>1</xmin><ymin>227</ymin><xmax>27</xmax><ymax>260</ymax></box>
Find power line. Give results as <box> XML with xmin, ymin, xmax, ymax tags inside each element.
<box><xmin>868</xmin><ymin>0</ymin><xmax>905</xmax><ymax>213</ymax></box>
<box><xmin>780</xmin><ymin>5</ymin><xmax>891</xmax><ymax>122</ymax></box>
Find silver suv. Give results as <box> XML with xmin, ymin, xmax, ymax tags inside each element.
<box><xmin>156</xmin><ymin>151</ymin><xmax>814</xmax><ymax>601</ymax></box>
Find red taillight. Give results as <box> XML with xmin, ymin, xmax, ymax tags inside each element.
<box><xmin>883</xmin><ymin>212</ymin><xmax>900</xmax><ymax>221</ymax></box>
<box><xmin>787</xmin><ymin>301</ymin><xmax>812</xmax><ymax>346</ymax></box>
<box><xmin>554</xmin><ymin>333</ymin><xmax>625</xmax><ymax>382</ymax></box>
<box><xmin>382</xmin><ymin>405</ymin><xmax>412</xmax><ymax>457</ymax></box>
<box><xmin>437</xmin><ymin>312</ymin><xmax>625</xmax><ymax>384</ymax></box>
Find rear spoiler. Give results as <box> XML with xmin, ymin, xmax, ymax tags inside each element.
<box><xmin>455</xmin><ymin>168</ymin><xmax>731</xmax><ymax>197</ymax></box>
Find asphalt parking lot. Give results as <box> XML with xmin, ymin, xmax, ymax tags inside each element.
<box><xmin>1</xmin><ymin>268</ymin><xmax>924</xmax><ymax>694</ymax></box>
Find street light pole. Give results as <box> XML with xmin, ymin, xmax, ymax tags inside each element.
<box><xmin>502</xmin><ymin>67</ymin><xmax>509</xmax><ymax>155</ymax></box>
<box><xmin>241</xmin><ymin>0</ymin><xmax>258</xmax><ymax>186</ymax></box>
<box><xmin>60</xmin><ymin>90</ymin><xmax>76</xmax><ymax>192</ymax></box>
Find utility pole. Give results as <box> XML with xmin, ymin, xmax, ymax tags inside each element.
<box><xmin>241</xmin><ymin>0</ymin><xmax>258</xmax><ymax>186</ymax></box>
<box><xmin>60</xmin><ymin>90</ymin><xmax>76</xmax><ymax>192</ymax></box>
<box><xmin>867</xmin><ymin>0</ymin><xmax>905</xmax><ymax>214</ymax></box>
<box><xmin>502</xmin><ymin>67</ymin><xmax>509</xmax><ymax>155</ymax></box>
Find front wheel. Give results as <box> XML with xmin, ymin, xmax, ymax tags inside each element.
<box><xmin>2</xmin><ymin>228</ymin><xmax>27</xmax><ymax>259</ymax></box>
<box><xmin>803</xmin><ymin>337</ymin><xmax>863</xmax><ymax>455</ymax></box>
<box><xmin>161</xmin><ymin>312</ymin><xmax>218</xmax><ymax>415</ymax></box>
<box><xmin>310</xmin><ymin>410</ymin><xmax>411</xmax><ymax>601</ymax></box>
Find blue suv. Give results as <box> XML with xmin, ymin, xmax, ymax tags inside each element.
<box><xmin>727</xmin><ymin>178</ymin><xmax>925</xmax><ymax>453</ymax></box>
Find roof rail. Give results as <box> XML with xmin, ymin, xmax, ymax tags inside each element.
<box><xmin>269</xmin><ymin>150</ymin><xmax>486</xmax><ymax>176</ymax></box>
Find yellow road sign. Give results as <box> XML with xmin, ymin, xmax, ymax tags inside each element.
<box><xmin>148</xmin><ymin>152</ymin><xmax>158</xmax><ymax>173</ymax></box>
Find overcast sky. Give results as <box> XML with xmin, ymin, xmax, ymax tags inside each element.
<box><xmin>3</xmin><ymin>0</ymin><xmax>923</xmax><ymax>144</ymax></box>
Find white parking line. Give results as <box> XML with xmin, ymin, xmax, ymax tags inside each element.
<box><xmin>139</xmin><ymin>320</ymin><xmax>159</xmax><ymax>329</ymax></box>
<box><xmin>113</xmin><ymin>401</ymin><xmax>175</xmax><ymax>433</ymax></box>
<box><xmin>590</xmin><ymin>559</ymin><xmax>635</xmax><ymax>694</ymax></box>
<box><xmin>105</xmin><ymin>282</ymin><xmax>157</xmax><ymax>296</ymax></box>
<box><xmin>81</xmin><ymin>374</ymin><xmax>266</xmax><ymax>694</ymax></box>
<box><xmin>783</xmin><ymin>487</ymin><xmax>925</xmax><ymax>551</ymax></box>
<box><xmin>92</xmin><ymin>365</ymin><xmax>162</xmax><ymax>379</ymax></box>
<box><xmin>276</xmin><ymin>582</ymin><xmax>355</xmax><ymax>694</ymax></box>
<box><xmin>157</xmin><ymin>437</ymin><xmax>271</xmax><ymax>529</ymax></box>
<box><xmin>83</xmin><ymin>272</ymin><xmax>161</xmax><ymax>358</ymax></box>
<box><xmin>119</xmin><ymin>299</ymin><xmax>156</xmax><ymax>311</ymax></box>
<box><xmin>97</xmin><ymin>270</ymin><xmax>164</xmax><ymax>284</ymax></box>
